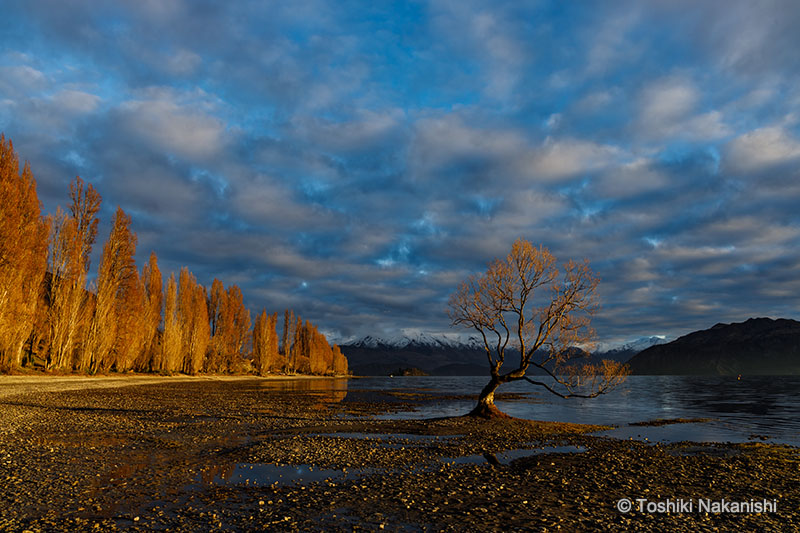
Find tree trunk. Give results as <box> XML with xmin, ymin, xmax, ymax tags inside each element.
<box><xmin>468</xmin><ymin>376</ymin><xmax>511</xmax><ymax>418</ymax></box>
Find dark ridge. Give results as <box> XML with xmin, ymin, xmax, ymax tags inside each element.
<box><xmin>627</xmin><ymin>317</ymin><xmax>800</xmax><ymax>375</ymax></box>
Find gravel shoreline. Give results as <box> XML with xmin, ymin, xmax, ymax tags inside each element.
<box><xmin>0</xmin><ymin>377</ymin><xmax>797</xmax><ymax>531</ymax></box>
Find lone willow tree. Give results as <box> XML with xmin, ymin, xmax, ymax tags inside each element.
<box><xmin>449</xmin><ymin>238</ymin><xmax>628</xmax><ymax>418</ymax></box>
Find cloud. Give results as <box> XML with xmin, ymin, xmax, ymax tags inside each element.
<box><xmin>590</xmin><ymin>158</ymin><xmax>666</xmax><ymax>198</ymax></box>
<box><xmin>290</xmin><ymin>109</ymin><xmax>405</xmax><ymax>155</ymax></box>
<box><xmin>3</xmin><ymin>0</ymin><xmax>800</xmax><ymax>345</ymax></box>
<box><xmin>702</xmin><ymin>0</ymin><xmax>800</xmax><ymax>76</ymax></box>
<box><xmin>51</xmin><ymin>90</ymin><xmax>101</xmax><ymax>114</ymax></box>
<box><xmin>519</xmin><ymin>137</ymin><xmax>625</xmax><ymax>182</ymax></box>
<box><xmin>636</xmin><ymin>77</ymin><xmax>731</xmax><ymax>141</ymax></box>
<box><xmin>724</xmin><ymin>125</ymin><xmax>800</xmax><ymax>174</ymax></box>
<box><xmin>95</xmin><ymin>151</ymin><xmax>214</xmax><ymax>225</ymax></box>
<box><xmin>115</xmin><ymin>90</ymin><xmax>226</xmax><ymax>161</ymax></box>
<box><xmin>574</xmin><ymin>90</ymin><xmax>615</xmax><ymax>113</ymax></box>
<box><xmin>0</xmin><ymin>65</ymin><xmax>46</xmax><ymax>95</ymax></box>
<box><xmin>410</xmin><ymin>114</ymin><xmax>625</xmax><ymax>186</ymax></box>
<box><xmin>641</xmin><ymin>78</ymin><xmax>698</xmax><ymax>123</ymax></box>
<box><xmin>228</xmin><ymin>171</ymin><xmax>342</xmax><ymax>231</ymax></box>
<box><xmin>129</xmin><ymin>45</ymin><xmax>203</xmax><ymax>78</ymax></box>
<box><xmin>429</xmin><ymin>0</ymin><xmax>530</xmax><ymax>100</ymax></box>
<box><xmin>583</xmin><ymin>7</ymin><xmax>642</xmax><ymax>77</ymax></box>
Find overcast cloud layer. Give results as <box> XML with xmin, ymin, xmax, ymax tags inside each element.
<box><xmin>1</xmin><ymin>0</ymin><xmax>799</xmax><ymax>345</ymax></box>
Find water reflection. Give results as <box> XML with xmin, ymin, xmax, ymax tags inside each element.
<box><xmin>347</xmin><ymin>376</ymin><xmax>800</xmax><ymax>446</ymax></box>
<box><xmin>442</xmin><ymin>445</ymin><xmax>587</xmax><ymax>466</ymax></box>
<box><xmin>257</xmin><ymin>378</ymin><xmax>348</xmax><ymax>403</ymax></box>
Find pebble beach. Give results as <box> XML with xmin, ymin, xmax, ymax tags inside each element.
<box><xmin>0</xmin><ymin>376</ymin><xmax>797</xmax><ymax>531</ymax></box>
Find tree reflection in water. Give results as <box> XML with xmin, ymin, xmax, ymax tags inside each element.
<box><xmin>256</xmin><ymin>378</ymin><xmax>348</xmax><ymax>410</ymax></box>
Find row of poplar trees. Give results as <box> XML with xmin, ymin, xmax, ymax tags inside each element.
<box><xmin>0</xmin><ymin>134</ymin><xmax>348</xmax><ymax>376</ymax></box>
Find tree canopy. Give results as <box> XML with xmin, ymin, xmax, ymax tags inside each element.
<box><xmin>449</xmin><ymin>238</ymin><xmax>628</xmax><ymax>417</ymax></box>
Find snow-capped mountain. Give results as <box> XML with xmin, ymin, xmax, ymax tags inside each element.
<box><xmin>344</xmin><ymin>332</ymin><xmax>484</xmax><ymax>351</ymax></box>
<box><xmin>594</xmin><ymin>336</ymin><xmax>668</xmax><ymax>362</ymax></box>
<box><xmin>339</xmin><ymin>332</ymin><xmax>669</xmax><ymax>375</ymax></box>
<box><xmin>339</xmin><ymin>332</ymin><xmax>489</xmax><ymax>376</ymax></box>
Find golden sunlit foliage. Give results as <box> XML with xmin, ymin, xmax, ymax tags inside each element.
<box><xmin>449</xmin><ymin>238</ymin><xmax>628</xmax><ymax>417</ymax></box>
<box><xmin>208</xmin><ymin>280</ymin><xmax>251</xmax><ymax>373</ymax></box>
<box><xmin>282</xmin><ymin>309</ymin><xmax>296</xmax><ymax>371</ymax></box>
<box><xmin>332</xmin><ymin>344</ymin><xmax>348</xmax><ymax>375</ymax></box>
<box><xmin>292</xmin><ymin>316</ymin><xmax>304</xmax><ymax>373</ymax></box>
<box><xmin>253</xmin><ymin>310</ymin><xmax>280</xmax><ymax>375</ymax></box>
<box><xmin>278</xmin><ymin>316</ymin><xmax>342</xmax><ymax>376</ymax></box>
<box><xmin>137</xmin><ymin>252</ymin><xmax>163</xmax><ymax>372</ymax></box>
<box><xmin>0</xmin><ymin>135</ymin><xmax>49</xmax><ymax>371</ymax></box>
<box><xmin>113</xmin><ymin>260</ymin><xmax>146</xmax><ymax>372</ymax></box>
<box><xmin>179</xmin><ymin>268</ymin><xmax>210</xmax><ymax>375</ymax></box>
<box><xmin>46</xmin><ymin>208</ymin><xmax>82</xmax><ymax>369</ymax></box>
<box><xmin>45</xmin><ymin>177</ymin><xmax>101</xmax><ymax>371</ymax></box>
<box><xmin>0</xmin><ymin>133</ymin><xmax>348</xmax><ymax>377</ymax></box>
<box><xmin>161</xmin><ymin>273</ymin><xmax>182</xmax><ymax>373</ymax></box>
<box><xmin>82</xmin><ymin>207</ymin><xmax>138</xmax><ymax>373</ymax></box>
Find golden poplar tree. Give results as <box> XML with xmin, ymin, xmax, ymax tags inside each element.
<box><xmin>332</xmin><ymin>345</ymin><xmax>348</xmax><ymax>375</ymax></box>
<box><xmin>0</xmin><ymin>135</ymin><xmax>49</xmax><ymax>370</ymax></box>
<box><xmin>161</xmin><ymin>273</ymin><xmax>182</xmax><ymax>373</ymax></box>
<box><xmin>283</xmin><ymin>310</ymin><xmax>296</xmax><ymax>372</ymax></box>
<box><xmin>292</xmin><ymin>317</ymin><xmax>311</xmax><ymax>374</ymax></box>
<box><xmin>226</xmin><ymin>285</ymin><xmax>251</xmax><ymax>373</ymax></box>
<box><xmin>253</xmin><ymin>309</ymin><xmax>280</xmax><ymax>375</ymax></box>
<box><xmin>81</xmin><ymin>207</ymin><xmax>138</xmax><ymax>373</ymax></box>
<box><xmin>268</xmin><ymin>312</ymin><xmax>281</xmax><ymax>371</ymax></box>
<box><xmin>47</xmin><ymin>177</ymin><xmax>101</xmax><ymax>370</ymax></box>
<box><xmin>46</xmin><ymin>208</ymin><xmax>81</xmax><ymax>369</ymax></box>
<box><xmin>309</xmin><ymin>322</ymin><xmax>331</xmax><ymax>375</ymax></box>
<box><xmin>178</xmin><ymin>268</ymin><xmax>194</xmax><ymax>372</ymax></box>
<box><xmin>320</xmin><ymin>326</ymin><xmax>334</xmax><ymax>373</ymax></box>
<box><xmin>281</xmin><ymin>309</ymin><xmax>291</xmax><ymax>357</ymax></box>
<box><xmin>191</xmin><ymin>283</ymin><xmax>210</xmax><ymax>374</ymax></box>
<box><xmin>178</xmin><ymin>268</ymin><xmax>209</xmax><ymax>375</ymax></box>
<box><xmin>136</xmin><ymin>252</ymin><xmax>163</xmax><ymax>372</ymax></box>
<box><xmin>207</xmin><ymin>282</ymin><xmax>250</xmax><ymax>373</ymax></box>
<box><xmin>305</xmin><ymin>321</ymin><xmax>336</xmax><ymax>375</ymax></box>
<box><xmin>206</xmin><ymin>278</ymin><xmax>226</xmax><ymax>372</ymax></box>
<box><xmin>68</xmin><ymin>177</ymin><xmax>102</xmax><ymax>274</ymax></box>
<box><xmin>113</xmin><ymin>267</ymin><xmax>146</xmax><ymax>371</ymax></box>
<box><xmin>252</xmin><ymin>310</ymin><xmax>268</xmax><ymax>375</ymax></box>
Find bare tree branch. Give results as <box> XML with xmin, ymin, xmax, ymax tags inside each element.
<box><xmin>448</xmin><ymin>238</ymin><xmax>627</xmax><ymax>417</ymax></box>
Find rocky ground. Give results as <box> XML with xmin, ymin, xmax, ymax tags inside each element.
<box><xmin>0</xmin><ymin>376</ymin><xmax>797</xmax><ymax>532</ymax></box>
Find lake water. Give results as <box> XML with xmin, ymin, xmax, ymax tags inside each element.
<box><xmin>346</xmin><ymin>375</ymin><xmax>800</xmax><ymax>446</ymax></box>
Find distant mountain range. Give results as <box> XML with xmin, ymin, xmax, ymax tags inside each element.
<box><xmin>342</xmin><ymin>318</ymin><xmax>800</xmax><ymax>376</ymax></box>
<box><xmin>593</xmin><ymin>336</ymin><xmax>668</xmax><ymax>362</ymax></box>
<box><xmin>346</xmin><ymin>332</ymin><xmax>485</xmax><ymax>351</ymax></box>
<box><xmin>340</xmin><ymin>333</ymin><xmax>489</xmax><ymax>376</ymax></box>
<box><xmin>340</xmin><ymin>332</ymin><xmax>667</xmax><ymax>376</ymax></box>
<box><xmin>627</xmin><ymin>317</ymin><xmax>800</xmax><ymax>375</ymax></box>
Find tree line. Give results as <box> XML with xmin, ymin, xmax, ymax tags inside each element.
<box><xmin>0</xmin><ymin>134</ymin><xmax>348</xmax><ymax>376</ymax></box>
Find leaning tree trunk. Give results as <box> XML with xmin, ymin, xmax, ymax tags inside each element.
<box><xmin>468</xmin><ymin>376</ymin><xmax>512</xmax><ymax>418</ymax></box>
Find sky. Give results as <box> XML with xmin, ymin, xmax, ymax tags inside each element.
<box><xmin>1</xmin><ymin>0</ymin><xmax>799</xmax><ymax>346</ymax></box>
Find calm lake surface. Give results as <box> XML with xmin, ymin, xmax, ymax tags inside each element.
<box><xmin>346</xmin><ymin>375</ymin><xmax>800</xmax><ymax>446</ymax></box>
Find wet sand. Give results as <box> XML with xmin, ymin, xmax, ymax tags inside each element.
<box><xmin>0</xmin><ymin>376</ymin><xmax>797</xmax><ymax>531</ymax></box>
